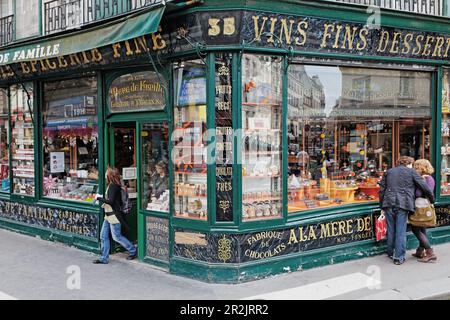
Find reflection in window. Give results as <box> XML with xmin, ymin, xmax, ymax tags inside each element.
<box><xmin>142</xmin><ymin>123</ymin><xmax>169</xmax><ymax>212</ymax></box>
<box><xmin>11</xmin><ymin>83</ymin><xmax>35</xmax><ymax>196</ymax></box>
<box><xmin>43</xmin><ymin>77</ymin><xmax>98</xmax><ymax>202</ymax></box>
<box><xmin>287</xmin><ymin>65</ymin><xmax>431</xmax><ymax>213</ymax></box>
<box><xmin>241</xmin><ymin>55</ymin><xmax>283</xmax><ymax>221</ymax></box>
<box><xmin>441</xmin><ymin>69</ymin><xmax>450</xmax><ymax>195</ymax></box>
<box><xmin>0</xmin><ymin>89</ymin><xmax>9</xmax><ymax>192</ymax></box>
<box><xmin>173</xmin><ymin>60</ymin><xmax>208</xmax><ymax>220</ymax></box>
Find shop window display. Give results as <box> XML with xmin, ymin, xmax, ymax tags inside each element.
<box><xmin>173</xmin><ymin>60</ymin><xmax>208</xmax><ymax>220</ymax></box>
<box><xmin>0</xmin><ymin>89</ymin><xmax>9</xmax><ymax>192</ymax></box>
<box><xmin>11</xmin><ymin>83</ymin><xmax>35</xmax><ymax>196</ymax></box>
<box><xmin>288</xmin><ymin>65</ymin><xmax>431</xmax><ymax>212</ymax></box>
<box><xmin>43</xmin><ymin>77</ymin><xmax>98</xmax><ymax>202</ymax></box>
<box><xmin>142</xmin><ymin>123</ymin><xmax>170</xmax><ymax>212</ymax></box>
<box><xmin>241</xmin><ymin>55</ymin><xmax>283</xmax><ymax>221</ymax></box>
<box><xmin>441</xmin><ymin>69</ymin><xmax>450</xmax><ymax>195</ymax></box>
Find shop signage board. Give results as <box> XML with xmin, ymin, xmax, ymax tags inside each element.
<box><xmin>0</xmin><ymin>200</ymin><xmax>98</xmax><ymax>238</ymax></box>
<box><xmin>174</xmin><ymin>207</ymin><xmax>450</xmax><ymax>263</ymax></box>
<box><xmin>109</xmin><ymin>71</ymin><xmax>166</xmax><ymax>112</ymax></box>
<box><xmin>2</xmin><ymin>9</ymin><xmax>449</xmax><ymax>84</ymax></box>
<box><xmin>146</xmin><ymin>216</ymin><xmax>169</xmax><ymax>262</ymax></box>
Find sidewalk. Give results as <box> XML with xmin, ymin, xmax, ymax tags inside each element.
<box><xmin>0</xmin><ymin>228</ymin><xmax>449</xmax><ymax>300</ymax></box>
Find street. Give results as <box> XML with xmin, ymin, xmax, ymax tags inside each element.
<box><xmin>1</xmin><ymin>228</ymin><xmax>450</xmax><ymax>300</ymax></box>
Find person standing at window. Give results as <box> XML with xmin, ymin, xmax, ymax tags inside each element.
<box><xmin>411</xmin><ymin>159</ymin><xmax>437</xmax><ymax>263</ymax></box>
<box><xmin>152</xmin><ymin>161</ymin><xmax>168</xmax><ymax>199</ymax></box>
<box><xmin>379</xmin><ymin>156</ymin><xmax>435</xmax><ymax>265</ymax></box>
<box><xmin>93</xmin><ymin>167</ymin><xmax>136</xmax><ymax>264</ymax></box>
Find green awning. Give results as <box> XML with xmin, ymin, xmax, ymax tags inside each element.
<box><xmin>0</xmin><ymin>5</ymin><xmax>165</xmax><ymax>66</ymax></box>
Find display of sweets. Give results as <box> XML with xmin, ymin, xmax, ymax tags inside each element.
<box><xmin>147</xmin><ymin>190</ymin><xmax>170</xmax><ymax>212</ymax></box>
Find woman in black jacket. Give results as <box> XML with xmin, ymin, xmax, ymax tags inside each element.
<box><xmin>93</xmin><ymin>167</ymin><xmax>136</xmax><ymax>264</ymax></box>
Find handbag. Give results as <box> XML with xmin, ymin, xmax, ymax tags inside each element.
<box><xmin>408</xmin><ymin>197</ymin><xmax>436</xmax><ymax>228</ymax></box>
<box><xmin>375</xmin><ymin>212</ymin><xmax>387</xmax><ymax>241</ymax></box>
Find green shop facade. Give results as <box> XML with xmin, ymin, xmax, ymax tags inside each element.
<box><xmin>0</xmin><ymin>0</ymin><xmax>450</xmax><ymax>283</ymax></box>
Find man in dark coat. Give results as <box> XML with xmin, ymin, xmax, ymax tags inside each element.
<box><xmin>379</xmin><ymin>156</ymin><xmax>435</xmax><ymax>265</ymax></box>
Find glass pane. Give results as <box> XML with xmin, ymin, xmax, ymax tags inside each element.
<box><xmin>241</xmin><ymin>55</ymin><xmax>283</xmax><ymax>221</ymax></box>
<box><xmin>287</xmin><ymin>65</ymin><xmax>432</xmax><ymax>213</ymax></box>
<box><xmin>109</xmin><ymin>71</ymin><xmax>166</xmax><ymax>113</ymax></box>
<box><xmin>441</xmin><ymin>69</ymin><xmax>450</xmax><ymax>196</ymax></box>
<box><xmin>142</xmin><ymin>122</ymin><xmax>170</xmax><ymax>212</ymax></box>
<box><xmin>0</xmin><ymin>88</ymin><xmax>9</xmax><ymax>192</ymax></box>
<box><xmin>215</xmin><ymin>53</ymin><xmax>234</xmax><ymax>222</ymax></box>
<box><xmin>11</xmin><ymin>83</ymin><xmax>35</xmax><ymax>196</ymax></box>
<box><xmin>43</xmin><ymin>77</ymin><xmax>99</xmax><ymax>203</ymax></box>
<box><xmin>173</xmin><ymin>60</ymin><xmax>208</xmax><ymax>221</ymax></box>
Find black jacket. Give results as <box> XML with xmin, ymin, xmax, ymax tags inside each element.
<box><xmin>379</xmin><ymin>166</ymin><xmax>435</xmax><ymax>212</ymax></box>
<box><xmin>97</xmin><ymin>183</ymin><xmax>128</xmax><ymax>228</ymax></box>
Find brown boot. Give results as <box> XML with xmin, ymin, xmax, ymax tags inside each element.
<box><xmin>412</xmin><ymin>247</ymin><xmax>426</xmax><ymax>258</ymax></box>
<box><xmin>418</xmin><ymin>248</ymin><xmax>437</xmax><ymax>263</ymax></box>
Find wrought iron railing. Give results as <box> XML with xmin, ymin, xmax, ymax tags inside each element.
<box><xmin>0</xmin><ymin>15</ymin><xmax>14</xmax><ymax>46</ymax></box>
<box><xmin>44</xmin><ymin>0</ymin><xmax>165</xmax><ymax>35</ymax></box>
<box><xmin>327</xmin><ymin>0</ymin><xmax>446</xmax><ymax>16</ymax></box>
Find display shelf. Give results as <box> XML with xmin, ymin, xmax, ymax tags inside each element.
<box><xmin>243</xmin><ymin>197</ymin><xmax>281</xmax><ymax>203</ymax></box>
<box><xmin>243</xmin><ymin>175</ymin><xmax>281</xmax><ymax>179</ymax></box>
<box><xmin>242</xmin><ymin>102</ymin><xmax>281</xmax><ymax>107</ymax></box>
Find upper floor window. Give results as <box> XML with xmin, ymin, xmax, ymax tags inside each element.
<box><xmin>16</xmin><ymin>0</ymin><xmax>39</xmax><ymax>39</ymax></box>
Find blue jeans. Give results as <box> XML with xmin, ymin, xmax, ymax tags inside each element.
<box><xmin>385</xmin><ymin>207</ymin><xmax>408</xmax><ymax>262</ymax></box>
<box><xmin>99</xmin><ymin>219</ymin><xmax>136</xmax><ymax>263</ymax></box>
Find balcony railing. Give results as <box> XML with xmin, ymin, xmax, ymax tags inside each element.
<box><xmin>44</xmin><ymin>0</ymin><xmax>165</xmax><ymax>35</ymax></box>
<box><xmin>0</xmin><ymin>15</ymin><xmax>14</xmax><ymax>46</ymax></box>
<box><xmin>328</xmin><ymin>0</ymin><xmax>446</xmax><ymax>16</ymax></box>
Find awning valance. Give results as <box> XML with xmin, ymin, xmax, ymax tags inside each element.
<box><xmin>0</xmin><ymin>5</ymin><xmax>165</xmax><ymax>66</ymax></box>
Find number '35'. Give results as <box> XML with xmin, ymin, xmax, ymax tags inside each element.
<box><xmin>208</xmin><ymin>17</ymin><xmax>236</xmax><ymax>37</ymax></box>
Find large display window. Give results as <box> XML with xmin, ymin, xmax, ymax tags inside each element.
<box><xmin>441</xmin><ymin>69</ymin><xmax>450</xmax><ymax>196</ymax></box>
<box><xmin>11</xmin><ymin>83</ymin><xmax>35</xmax><ymax>196</ymax></box>
<box><xmin>0</xmin><ymin>89</ymin><xmax>9</xmax><ymax>192</ymax></box>
<box><xmin>241</xmin><ymin>55</ymin><xmax>283</xmax><ymax>221</ymax></box>
<box><xmin>42</xmin><ymin>77</ymin><xmax>99</xmax><ymax>203</ymax></box>
<box><xmin>287</xmin><ymin>65</ymin><xmax>432</xmax><ymax>213</ymax></box>
<box><xmin>173</xmin><ymin>60</ymin><xmax>208</xmax><ymax>220</ymax></box>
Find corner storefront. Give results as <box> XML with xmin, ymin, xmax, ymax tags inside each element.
<box><xmin>0</xmin><ymin>0</ymin><xmax>449</xmax><ymax>283</ymax></box>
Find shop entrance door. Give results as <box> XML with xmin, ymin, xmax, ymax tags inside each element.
<box><xmin>108</xmin><ymin>122</ymin><xmax>138</xmax><ymax>246</ymax></box>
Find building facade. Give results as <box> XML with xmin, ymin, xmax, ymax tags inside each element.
<box><xmin>0</xmin><ymin>0</ymin><xmax>449</xmax><ymax>283</ymax></box>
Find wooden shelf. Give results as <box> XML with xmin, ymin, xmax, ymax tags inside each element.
<box><xmin>175</xmin><ymin>194</ymin><xmax>207</xmax><ymax>198</ymax></box>
<box><xmin>243</xmin><ymin>197</ymin><xmax>281</xmax><ymax>203</ymax></box>
<box><xmin>174</xmin><ymin>213</ymin><xmax>207</xmax><ymax>221</ymax></box>
<box><xmin>243</xmin><ymin>175</ymin><xmax>281</xmax><ymax>179</ymax></box>
<box><xmin>174</xmin><ymin>171</ymin><xmax>206</xmax><ymax>175</ymax></box>
<box><xmin>242</xmin><ymin>215</ymin><xmax>281</xmax><ymax>221</ymax></box>
<box><xmin>242</xmin><ymin>102</ymin><xmax>281</xmax><ymax>107</ymax></box>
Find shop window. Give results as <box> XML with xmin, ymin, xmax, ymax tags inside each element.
<box><xmin>173</xmin><ymin>60</ymin><xmax>208</xmax><ymax>220</ymax></box>
<box><xmin>441</xmin><ymin>69</ymin><xmax>450</xmax><ymax>196</ymax></box>
<box><xmin>142</xmin><ymin>123</ymin><xmax>170</xmax><ymax>212</ymax></box>
<box><xmin>11</xmin><ymin>83</ymin><xmax>35</xmax><ymax>196</ymax></box>
<box><xmin>241</xmin><ymin>55</ymin><xmax>283</xmax><ymax>221</ymax></box>
<box><xmin>43</xmin><ymin>77</ymin><xmax>99</xmax><ymax>203</ymax></box>
<box><xmin>0</xmin><ymin>89</ymin><xmax>9</xmax><ymax>192</ymax></box>
<box><xmin>287</xmin><ymin>65</ymin><xmax>432</xmax><ymax>213</ymax></box>
<box><xmin>109</xmin><ymin>71</ymin><xmax>166</xmax><ymax>113</ymax></box>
